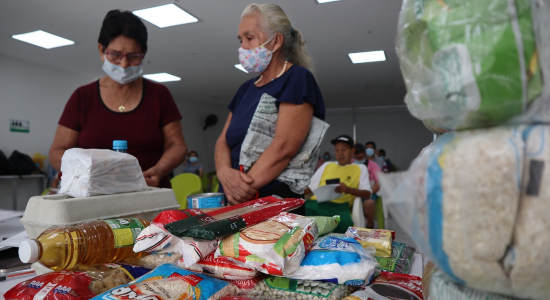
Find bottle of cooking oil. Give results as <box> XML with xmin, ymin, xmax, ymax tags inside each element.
<box><xmin>19</xmin><ymin>217</ymin><xmax>150</xmax><ymax>271</ymax></box>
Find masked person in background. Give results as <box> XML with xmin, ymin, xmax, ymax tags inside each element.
<box><xmin>182</xmin><ymin>150</ymin><xmax>203</xmax><ymax>177</ymax></box>
<box><xmin>315</xmin><ymin>151</ymin><xmax>331</xmax><ymax>171</ymax></box>
<box><xmin>215</xmin><ymin>3</ymin><xmax>326</xmax><ymax>212</ymax></box>
<box><xmin>49</xmin><ymin>10</ymin><xmax>187</xmax><ymax>188</ymax></box>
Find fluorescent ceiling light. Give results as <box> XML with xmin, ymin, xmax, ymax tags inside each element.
<box><xmin>348</xmin><ymin>50</ymin><xmax>386</xmax><ymax>64</ymax></box>
<box><xmin>234</xmin><ymin>64</ymin><xmax>248</xmax><ymax>73</ymax></box>
<box><xmin>317</xmin><ymin>0</ymin><xmax>347</xmax><ymax>3</ymax></box>
<box><xmin>133</xmin><ymin>4</ymin><xmax>198</xmax><ymax>28</ymax></box>
<box><xmin>12</xmin><ymin>30</ymin><xmax>74</xmax><ymax>49</ymax></box>
<box><xmin>143</xmin><ymin>73</ymin><xmax>181</xmax><ymax>82</ymax></box>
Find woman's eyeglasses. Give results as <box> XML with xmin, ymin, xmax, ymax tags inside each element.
<box><xmin>105</xmin><ymin>51</ymin><xmax>145</xmax><ymax>65</ymax></box>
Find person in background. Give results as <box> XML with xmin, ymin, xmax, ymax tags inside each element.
<box><xmin>378</xmin><ymin>149</ymin><xmax>396</xmax><ymax>172</ymax></box>
<box><xmin>182</xmin><ymin>150</ymin><xmax>203</xmax><ymax>177</ymax></box>
<box><xmin>215</xmin><ymin>3</ymin><xmax>325</xmax><ymax>212</ymax></box>
<box><xmin>305</xmin><ymin>135</ymin><xmax>372</xmax><ymax>233</ymax></box>
<box><xmin>49</xmin><ymin>10</ymin><xmax>187</xmax><ymax>188</ymax></box>
<box><xmin>315</xmin><ymin>151</ymin><xmax>331</xmax><ymax>171</ymax></box>
<box><xmin>353</xmin><ymin>143</ymin><xmax>381</xmax><ymax>228</ymax></box>
<box><xmin>365</xmin><ymin>141</ymin><xmax>389</xmax><ymax>173</ymax></box>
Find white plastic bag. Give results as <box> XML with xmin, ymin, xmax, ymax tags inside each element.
<box><xmin>59</xmin><ymin>148</ymin><xmax>147</xmax><ymax>197</ymax></box>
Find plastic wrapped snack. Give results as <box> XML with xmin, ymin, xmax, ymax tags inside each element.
<box><xmin>124</xmin><ymin>252</ymin><xmax>182</xmax><ymax>270</ymax></box>
<box><xmin>216</xmin><ymin>212</ymin><xmax>318</xmax><ymax>276</ymax></box>
<box><xmin>4</xmin><ymin>264</ymin><xmax>150</xmax><ymax>300</ymax></box>
<box><xmin>376</xmin><ymin>242</ymin><xmax>416</xmax><ymax>274</ymax></box>
<box><xmin>176</xmin><ymin>198</ymin><xmax>306</xmax><ymax>240</ymax></box>
<box><xmin>343</xmin><ymin>272</ymin><xmax>423</xmax><ymax>300</ymax></box>
<box><xmin>344</xmin><ymin>227</ymin><xmax>394</xmax><ymax>257</ymax></box>
<box><xmin>380</xmin><ymin>126</ymin><xmax>526</xmax><ymax>296</ymax></box>
<box><xmin>397</xmin><ymin>0</ymin><xmax>550</xmax><ymax>130</ymax></box>
<box><xmin>245</xmin><ymin>277</ymin><xmax>356</xmax><ymax>300</ymax></box>
<box><xmin>287</xmin><ymin>234</ymin><xmax>378</xmax><ymax>286</ymax></box>
<box><xmin>90</xmin><ymin>263</ymin><xmax>238</xmax><ymax>300</ymax></box>
<box><xmin>59</xmin><ymin>148</ymin><xmax>147</xmax><ymax>197</ymax></box>
<box><xmin>184</xmin><ymin>252</ymin><xmax>259</xmax><ymax>281</ymax></box>
<box><xmin>310</xmin><ymin>215</ymin><xmax>340</xmax><ymax>236</ymax></box>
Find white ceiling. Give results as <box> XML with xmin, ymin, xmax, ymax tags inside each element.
<box><xmin>0</xmin><ymin>0</ymin><xmax>406</xmax><ymax>109</ymax></box>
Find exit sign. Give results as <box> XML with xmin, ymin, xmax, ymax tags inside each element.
<box><xmin>10</xmin><ymin>119</ymin><xmax>30</xmax><ymax>133</ymax></box>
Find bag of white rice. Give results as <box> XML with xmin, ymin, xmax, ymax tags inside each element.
<box><xmin>380</xmin><ymin>126</ymin><xmax>524</xmax><ymax>295</ymax></box>
<box><xmin>287</xmin><ymin>234</ymin><xmax>377</xmax><ymax>286</ymax></box>
<box><xmin>216</xmin><ymin>213</ymin><xmax>318</xmax><ymax>276</ymax></box>
<box><xmin>396</xmin><ymin>0</ymin><xmax>550</xmax><ymax>130</ymax></box>
<box><xmin>124</xmin><ymin>252</ymin><xmax>182</xmax><ymax>270</ymax></box>
<box><xmin>59</xmin><ymin>148</ymin><xmax>147</xmax><ymax>197</ymax></box>
<box><xmin>90</xmin><ymin>263</ymin><xmax>237</xmax><ymax>300</ymax></box>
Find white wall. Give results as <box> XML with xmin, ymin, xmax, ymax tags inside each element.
<box><xmin>319</xmin><ymin>107</ymin><xmax>433</xmax><ymax>170</ymax></box>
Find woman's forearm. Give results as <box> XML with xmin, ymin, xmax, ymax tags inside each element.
<box><xmin>155</xmin><ymin>143</ymin><xmax>187</xmax><ymax>178</ymax></box>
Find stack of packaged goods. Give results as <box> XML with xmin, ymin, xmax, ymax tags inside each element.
<box><xmin>381</xmin><ymin>0</ymin><xmax>550</xmax><ymax>299</ymax></box>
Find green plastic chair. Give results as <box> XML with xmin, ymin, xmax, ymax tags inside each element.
<box><xmin>375</xmin><ymin>197</ymin><xmax>385</xmax><ymax>229</ymax></box>
<box><xmin>200</xmin><ymin>175</ymin><xmax>210</xmax><ymax>193</ymax></box>
<box><xmin>211</xmin><ymin>175</ymin><xmax>220</xmax><ymax>193</ymax></box>
<box><xmin>170</xmin><ymin>173</ymin><xmax>203</xmax><ymax>209</ymax></box>
<box><xmin>41</xmin><ymin>188</ymin><xmax>51</xmax><ymax>196</ymax></box>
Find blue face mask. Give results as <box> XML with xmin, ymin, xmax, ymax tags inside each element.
<box><xmin>366</xmin><ymin>148</ymin><xmax>375</xmax><ymax>157</ymax></box>
<box><xmin>354</xmin><ymin>159</ymin><xmax>366</xmax><ymax>164</ymax></box>
<box><xmin>189</xmin><ymin>157</ymin><xmax>198</xmax><ymax>163</ymax></box>
<box><xmin>379</xmin><ymin>156</ymin><xmax>386</xmax><ymax>160</ymax></box>
<box><xmin>323</xmin><ymin>155</ymin><xmax>330</xmax><ymax>161</ymax></box>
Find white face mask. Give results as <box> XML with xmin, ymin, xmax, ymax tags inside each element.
<box><xmin>102</xmin><ymin>58</ymin><xmax>143</xmax><ymax>84</ymax></box>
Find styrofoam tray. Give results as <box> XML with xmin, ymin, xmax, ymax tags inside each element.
<box><xmin>21</xmin><ymin>188</ymin><xmax>178</xmax><ymax>239</ymax></box>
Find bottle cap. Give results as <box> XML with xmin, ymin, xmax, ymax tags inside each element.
<box><xmin>19</xmin><ymin>240</ymin><xmax>40</xmax><ymax>263</ymax></box>
<box><xmin>113</xmin><ymin>140</ymin><xmax>128</xmax><ymax>150</ymax></box>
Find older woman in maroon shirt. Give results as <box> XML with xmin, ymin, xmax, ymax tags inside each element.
<box><xmin>49</xmin><ymin>10</ymin><xmax>187</xmax><ymax>188</ymax></box>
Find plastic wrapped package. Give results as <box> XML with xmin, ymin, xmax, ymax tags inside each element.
<box><xmin>344</xmin><ymin>227</ymin><xmax>394</xmax><ymax>257</ymax></box>
<box><xmin>379</xmin><ymin>126</ymin><xmax>525</xmax><ymax>295</ymax></box>
<box><xmin>509</xmin><ymin>125</ymin><xmax>550</xmax><ymax>300</ymax></box>
<box><xmin>287</xmin><ymin>234</ymin><xmax>378</xmax><ymax>286</ymax></box>
<box><xmin>376</xmin><ymin>242</ymin><xmax>416</xmax><ymax>274</ymax></box>
<box><xmin>216</xmin><ymin>212</ymin><xmax>318</xmax><ymax>276</ymax></box>
<box><xmin>124</xmin><ymin>252</ymin><xmax>182</xmax><ymax>269</ymax></box>
<box><xmin>244</xmin><ymin>277</ymin><xmax>356</xmax><ymax>300</ymax></box>
<box><xmin>396</xmin><ymin>0</ymin><xmax>550</xmax><ymax>131</ymax></box>
<box><xmin>90</xmin><ymin>263</ymin><xmax>238</xmax><ymax>300</ymax></box>
<box><xmin>4</xmin><ymin>264</ymin><xmax>150</xmax><ymax>300</ymax></box>
<box><xmin>169</xmin><ymin>198</ymin><xmax>306</xmax><ymax>240</ymax></box>
<box><xmin>430</xmin><ymin>269</ymin><xmax>519</xmax><ymax>300</ymax></box>
<box><xmin>184</xmin><ymin>252</ymin><xmax>259</xmax><ymax>280</ymax></box>
<box><xmin>59</xmin><ymin>148</ymin><xmax>147</xmax><ymax>197</ymax></box>
<box><xmin>343</xmin><ymin>272</ymin><xmax>423</xmax><ymax>300</ymax></box>
<box><xmin>310</xmin><ymin>215</ymin><xmax>340</xmax><ymax>236</ymax></box>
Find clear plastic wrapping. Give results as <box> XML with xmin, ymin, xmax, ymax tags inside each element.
<box><xmin>396</xmin><ymin>0</ymin><xmax>549</xmax><ymax>130</ymax></box>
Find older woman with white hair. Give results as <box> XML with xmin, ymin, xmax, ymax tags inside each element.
<box><xmin>215</xmin><ymin>3</ymin><xmax>326</xmax><ymax>213</ymax></box>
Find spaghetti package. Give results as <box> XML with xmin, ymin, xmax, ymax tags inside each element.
<box><xmin>216</xmin><ymin>213</ymin><xmax>318</xmax><ymax>276</ymax></box>
<box><xmin>183</xmin><ymin>252</ymin><xmax>259</xmax><ymax>281</ymax></box>
<box><xmin>344</xmin><ymin>227</ymin><xmax>394</xmax><ymax>257</ymax></box>
<box><xmin>287</xmin><ymin>234</ymin><xmax>378</xmax><ymax>286</ymax></box>
<box><xmin>343</xmin><ymin>272</ymin><xmax>423</xmax><ymax>300</ymax></box>
<box><xmin>90</xmin><ymin>264</ymin><xmax>237</xmax><ymax>300</ymax></box>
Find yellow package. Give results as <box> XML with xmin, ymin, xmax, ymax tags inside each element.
<box><xmin>344</xmin><ymin>227</ymin><xmax>393</xmax><ymax>257</ymax></box>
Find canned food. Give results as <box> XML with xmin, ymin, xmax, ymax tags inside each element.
<box><xmin>186</xmin><ymin>193</ymin><xmax>225</xmax><ymax>209</ymax></box>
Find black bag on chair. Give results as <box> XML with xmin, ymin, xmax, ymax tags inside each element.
<box><xmin>0</xmin><ymin>150</ymin><xmax>13</xmax><ymax>175</ymax></box>
<box><xmin>9</xmin><ymin>150</ymin><xmax>43</xmax><ymax>176</ymax></box>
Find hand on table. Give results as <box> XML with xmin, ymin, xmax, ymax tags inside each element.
<box><xmin>218</xmin><ymin>167</ymin><xmax>258</xmax><ymax>205</ymax></box>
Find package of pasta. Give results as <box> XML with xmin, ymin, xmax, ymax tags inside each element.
<box><xmin>183</xmin><ymin>251</ymin><xmax>259</xmax><ymax>280</ymax></box>
<box><xmin>164</xmin><ymin>196</ymin><xmax>286</xmax><ymax>237</ymax></box>
<box><xmin>376</xmin><ymin>242</ymin><xmax>416</xmax><ymax>274</ymax></box>
<box><xmin>133</xmin><ymin>222</ymin><xmax>218</xmax><ymax>267</ymax></box>
<box><xmin>244</xmin><ymin>277</ymin><xmax>356</xmax><ymax>300</ymax></box>
<box><xmin>175</xmin><ymin>198</ymin><xmax>306</xmax><ymax>240</ymax></box>
<box><xmin>344</xmin><ymin>227</ymin><xmax>394</xmax><ymax>257</ymax></box>
<box><xmin>4</xmin><ymin>264</ymin><xmax>150</xmax><ymax>300</ymax></box>
<box><xmin>343</xmin><ymin>271</ymin><xmax>423</xmax><ymax>300</ymax></box>
<box><xmin>90</xmin><ymin>263</ymin><xmax>238</xmax><ymax>300</ymax></box>
<box><xmin>287</xmin><ymin>234</ymin><xmax>378</xmax><ymax>286</ymax></box>
<box><xmin>216</xmin><ymin>212</ymin><xmax>318</xmax><ymax>276</ymax></box>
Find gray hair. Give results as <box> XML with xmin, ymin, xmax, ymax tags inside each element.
<box><xmin>242</xmin><ymin>3</ymin><xmax>314</xmax><ymax>72</ymax></box>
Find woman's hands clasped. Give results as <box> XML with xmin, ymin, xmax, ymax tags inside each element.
<box><xmin>217</xmin><ymin>166</ymin><xmax>258</xmax><ymax>205</ymax></box>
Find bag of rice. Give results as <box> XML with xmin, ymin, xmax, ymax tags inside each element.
<box><xmin>379</xmin><ymin>126</ymin><xmax>524</xmax><ymax>295</ymax></box>
<box><xmin>245</xmin><ymin>277</ymin><xmax>356</xmax><ymax>300</ymax></box>
<box><xmin>183</xmin><ymin>252</ymin><xmax>259</xmax><ymax>280</ymax></box>
<box><xmin>216</xmin><ymin>212</ymin><xmax>318</xmax><ymax>276</ymax></box>
<box><xmin>90</xmin><ymin>263</ymin><xmax>238</xmax><ymax>300</ymax></box>
<box><xmin>59</xmin><ymin>148</ymin><xmax>147</xmax><ymax>197</ymax></box>
<box><xmin>344</xmin><ymin>227</ymin><xmax>394</xmax><ymax>257</ymax></box>
<box><xmin>124</xmin><ymin>252</ymin><xmax>182</xmax><ymax>270</ymax></box>
<box><xmin>396</xmin><ymin>0</ymin><xmax>549</xmax><ymax>130</ymax></box>
<box><xmin>376</xmin><ymin>242</ymin><xmax>416</xmax><ymax>274</ymax></box>
<box><xmin>287</xmin><ymin>234</ymin><xmax>378</xmax><ymax>286</ymax></box>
